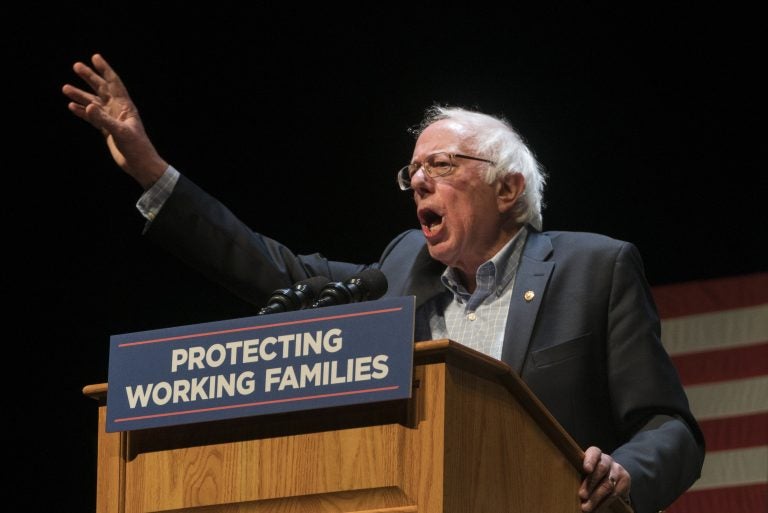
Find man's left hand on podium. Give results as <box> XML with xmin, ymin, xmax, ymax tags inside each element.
<box><xmin>579</xmin><ymin>446</ymin><xmax>632</xmax><ymax>511</ymax></box>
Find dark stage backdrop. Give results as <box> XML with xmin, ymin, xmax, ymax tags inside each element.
<box><xmin>6</xmin><ymin>4</ymin><xmax>764</xmax><ymax>511</ymax></box>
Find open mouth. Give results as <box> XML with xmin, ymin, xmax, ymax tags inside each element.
<box><xmin>418</xmin><ymin>208</ymin><xmax>444</xmax><ymax>235</ymax></box>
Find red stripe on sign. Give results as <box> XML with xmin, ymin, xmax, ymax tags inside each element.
<box><xmin>666</xmin><ymin>483</ymin><xmax>767</xmax><ymax>513</ymax></box>
<box><xmin>698</xmin><ymin>412</ymin><xmax>768</xmax><ymax>451</ymax></box>
<box><xmin>652</xmin><ymin>272</ymin><xmax>768</xmax><ymax>319</ymax></box>
<box><xmin>671</xmin><ymin>341</ymin><xmax>768</xmax><ymax>385</ymax></box>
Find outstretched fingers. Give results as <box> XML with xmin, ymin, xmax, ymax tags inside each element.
<box><xmin>91</xmin><ymin>54</ymin><xmax>119</xmax><ymax>82</ymax></box>
<box><xmin>92</xmin><ymin>54</ymin><xmax>132</xmax><ymax>98</ymax></box>
<box><xmin>62</xmin><ymin>83</ymin><xmax>107</xmax><ymax>131</ymax></box>
<box><xmin>72</xmin><ymin>60</ymin><xmax>107</xmax><ymax>96</ymax></box>
<box><xmin>61</xmin><ymin>83</ymin><xmax>99</xmax><ymax>106</ymax></box>
<box><xmin>71</xmin><ymin>54</ymin><xmax>131</xmax><ymax>103</ymax></box>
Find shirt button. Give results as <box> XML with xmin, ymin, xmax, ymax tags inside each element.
<box><xmin>467</xmin><ymin>312</ymin><xmax>477</xmax><ymax>321</ymax></box>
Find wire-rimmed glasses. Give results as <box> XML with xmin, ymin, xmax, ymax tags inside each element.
<box><xmin>396</xmin><ymin>152</ymin><xmax>496</xmax><ymax>190</ymax></box>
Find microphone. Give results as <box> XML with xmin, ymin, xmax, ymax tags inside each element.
<box><xmin>258</xmin><ymin>276</ymin><xmax>330</xmax><ymax>315</ymax></box>
<box><xmin>310</xmin><ymin>268</ymin><xmax>388</xmax><ymax>309</ymax></box>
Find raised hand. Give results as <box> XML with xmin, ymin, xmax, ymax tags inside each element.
<box><xmin>62</xmin><ymin>54</ymin><xmax>168</xmax><ymax>189</ymax></box>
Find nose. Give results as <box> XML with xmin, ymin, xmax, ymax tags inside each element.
<box><xmin>410</xmin><ymin>166</ymin><xmax>434</xmax><ymax>197</ymax></box>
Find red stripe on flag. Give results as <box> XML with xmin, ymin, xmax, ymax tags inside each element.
<box><xmin>652</xmin><ymin>272</ymin><xmax>768</xmax><ymax>318</ymax></box>
<box><xmin>666</xmin><ymin>483</ymin><xmax>767</xmax><ymax>513</ymax></box>
<box><xmin>671</xmin><ymin>341</ymin><xmax>768</xmax><ymax>385</ymax></box>
<box><xmin>654</xmin><ymin>273</ymin><xmax>767</xmax><ymax>513</ymax></box>
<box><xmin>699</xmin><ymin>412</ymin><xmax>768</xmax><ymax>451</ymax></box>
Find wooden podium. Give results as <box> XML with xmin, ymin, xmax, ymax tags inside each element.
<box><xmin>84</xmin><ymin>339</ymin><xmax>632</xmax><ymax>513</ymax></box>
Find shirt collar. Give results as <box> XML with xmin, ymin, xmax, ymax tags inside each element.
<box><xmin>440</xmin><ymin>225</ymin><xmax>529</xmax><ymax>299</ymax></box>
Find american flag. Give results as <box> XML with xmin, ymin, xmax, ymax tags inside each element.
<box><xmin>652</xmin><ymin>272</ymin><xmax>767</xmax><ymax>513</ymax></box>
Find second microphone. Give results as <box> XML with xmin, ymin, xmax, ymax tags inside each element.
<box><xmin>258</xmin><ymin>276</ymin><xmax>331</xmax><ymax>315</ymax></box>
<box><xmin>311</xmin><ymin>269</ymin><xmax>388</xmax><ymax>309</ymax></box>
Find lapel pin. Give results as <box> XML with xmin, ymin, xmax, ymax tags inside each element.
<box><xmin>524</xmin><ymin>290</ymin><xmax>535</xmax><ymax>302</ymax></box>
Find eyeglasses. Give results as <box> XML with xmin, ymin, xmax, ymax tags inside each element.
<box><xmin>396</xmin><ymin>152</ymin><xmax>496</xmax><ymax>190</ymax></box>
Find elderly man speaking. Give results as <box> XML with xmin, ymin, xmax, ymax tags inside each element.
<box><xmin>64</xmin><ymin>53</ymin><xmax>704</xmax><ymax>513</ymax></box>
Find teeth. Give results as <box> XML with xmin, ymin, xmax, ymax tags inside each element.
<box><xmin>421</xmin><ymin>213</ymin><xmax>442</xmax><ymax>234</ymax></box>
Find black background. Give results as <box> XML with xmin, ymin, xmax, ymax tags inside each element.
<box><xmin>6</xmin><ymin>4</ymin><xmax>765</xmax><ymax>511</ymax></box>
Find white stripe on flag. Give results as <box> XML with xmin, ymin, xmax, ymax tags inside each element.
<box><xmin>661</xmin><ymin>304</ymin><xmax>768</xmax><ymax>356</ymax></box>
<box><xmin>689</xmin><ymin>445</ymin><xmax>768</xmax><ymax>490</ymax></box>
<box><xmin>684</xmin><ymin>375</ymin><xmax>768</xmax><ymax>420</ymax></box>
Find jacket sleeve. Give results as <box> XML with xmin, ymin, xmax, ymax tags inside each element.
<box><xmin>144</xmin><ymin>174</ymin><xmax>367</xmax><ymax>306</ymax></box>
<box><xmin>607</xmin><ymin>242</ymin><xmax>705</xmax><ymax>513</ymax></box>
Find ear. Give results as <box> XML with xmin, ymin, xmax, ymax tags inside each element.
<box><xmin>495</xmin><ymin>172</ymin><xmax>525</xmax><ymax>214</ymax></box>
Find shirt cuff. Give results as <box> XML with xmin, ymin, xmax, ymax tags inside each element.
<box><xmin>136</xmin><ymin>165</ymin><xmax>180</xmax><ymax>221</ymax></box>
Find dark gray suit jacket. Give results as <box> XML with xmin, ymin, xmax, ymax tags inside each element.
<box><xmin>147</xmin><ymin>175</ymin><xmax>704</xmax><ymax>513</ymax></box>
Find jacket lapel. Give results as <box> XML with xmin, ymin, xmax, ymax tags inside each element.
<box><xmin>500</xmin><ymin>230</ymin><xmax>555</xmax><ymax>374</ymax></box>
<box><xmin>407</xmin><ymin>244</ymin><xmax>446</xmax><ymax>342</ymax></box>
<box><xmin>405</xmin><ymin>243</ymin><xmax>446</xmax><ymax>308</ymax></box>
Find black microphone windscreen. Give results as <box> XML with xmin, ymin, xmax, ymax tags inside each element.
<box><xmin>351</xmin><ymin>268</ymin><xmax>388</xmax><ymax>301</ymax></box>
<box><xmin>258</xmin><ymin>275</ymin><xmax>330</xmax><ymax>315</ymax></box>
<box><xmin>310</xmin><ymin>269</ymin><xmax>388</xmax><ymax>309</ymax></box>
<box><xmin>295</xmin><ymin>275</ymin><xmax>332</xmax><ymax>304</ymax></box>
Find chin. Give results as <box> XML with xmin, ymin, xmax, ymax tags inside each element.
<box><xmin>426</xmin><ymin>244</ymin><xmax>454</xmax><ymax>267</ymax></box>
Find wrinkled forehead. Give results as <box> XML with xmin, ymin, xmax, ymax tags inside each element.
<box><xmin>412</xmin><ymin>119</ymin><xmax>475</xmax><ymax>159</ymax></box>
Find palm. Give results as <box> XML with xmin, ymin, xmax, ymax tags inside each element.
<box><xmin>99</xmin><ymin>93</ymin><xmax>143</xmax><ymax>169</ymax></box>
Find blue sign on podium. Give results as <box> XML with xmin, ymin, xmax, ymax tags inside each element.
<box><xmin>106</xmin><ymin>296</ymin><xmax>415</xmax><ymax>432</ymax></box>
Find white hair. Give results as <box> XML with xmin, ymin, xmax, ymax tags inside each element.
<box><xmin>413</xmin><ymin>105</ymin><xmax>547</xmax><ymax>230</ymax></box>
